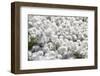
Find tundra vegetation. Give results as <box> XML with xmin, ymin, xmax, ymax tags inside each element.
<box><xmin>28</xmin><ymin>15</ymin><xmax>88</xmax><ymax>61</ymax></box>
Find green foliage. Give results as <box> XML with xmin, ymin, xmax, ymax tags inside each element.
<box><xmin>28</xmin><ymin>37</ymin><xmax>38</xmax><ymax>50</ymax></box>
<box><xmin>73</xmin><ymin>52</ymin><xmax>85</xmax><ymax>59</ymax></box>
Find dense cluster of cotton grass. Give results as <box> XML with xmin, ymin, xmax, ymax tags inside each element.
<box><xmin>28</xmin><ymin>15</ymin><xmax>88</xmax><ymax>61</ymax></box>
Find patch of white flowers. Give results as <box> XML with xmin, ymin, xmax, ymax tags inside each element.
<box><xmin>28</xmin><ymin>15</ymin><xmax>88</xmax><ymax>61</ymax></box>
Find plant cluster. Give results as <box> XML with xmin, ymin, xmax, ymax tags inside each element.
<box><xmin>28</xmin><ymin>15</ymin><xmax>88</xmax><ymax>61</ymax></box>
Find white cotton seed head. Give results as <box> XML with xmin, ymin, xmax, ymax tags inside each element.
<box><xmin>37</xmin><ymin>50</ymin><xmax>44</xmax><ymax>56</ymax></box>
<box><xmin>28</xmin><ymin>16</ymin><xmax>88</xmax><ymax>60</ymax></box>
<box><xmin>28</xmin><ymin>51</ymin><xmax>32</xmax><ymax>57</ymax></box>
<box><xmin>58</xmin><ymin>46</ymin><xmax>68</xmax><ymax>55</ymax></box>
